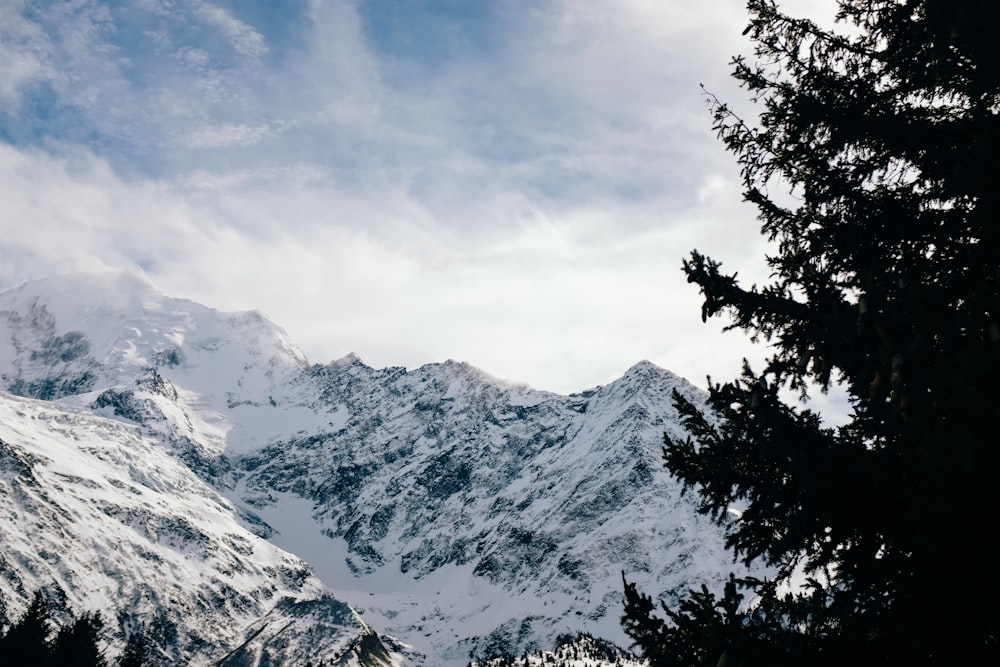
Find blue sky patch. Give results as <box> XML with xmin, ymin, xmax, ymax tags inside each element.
<box><xmin>358</xmin><ymin>0</ymin><xmax>507</xmax><ymax>69</ymax></box>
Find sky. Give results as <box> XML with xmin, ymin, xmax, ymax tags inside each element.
<box><xmin>0</xmin><ymin>0</ymin><xmax>839</xmax><ymax>397</ymax></box>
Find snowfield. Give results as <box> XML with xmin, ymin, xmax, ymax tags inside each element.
<box><xmin>0</xmin><ymin>271</ymin><xmax>754</xmax><ymax>665</ymax></box>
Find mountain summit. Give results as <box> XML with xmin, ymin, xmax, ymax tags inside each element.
<box><xmin>0</xmin><ymin>272</ymin><xmax>747</xmax><ymax>665</ymax></box>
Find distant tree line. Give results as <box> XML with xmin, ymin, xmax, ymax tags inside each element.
<box><xmin>0</xmin><ymin>591</ymin><xmax>152</xmax><ymax>667</ymax></box>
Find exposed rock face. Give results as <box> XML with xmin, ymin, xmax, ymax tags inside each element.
<box><xmin>0</xmin><ymin>272</ymin><xmax>749</xmax><ymax>665</ymax></box>
<box><xmin>0</xmin><ymin>395</ymin><xmax>397</xmax><ymax>666</ymax></box>
<box><xmin>234</xmin><ymin>357</ymin><xmax>731</xmax><ymax>662</ymax></box>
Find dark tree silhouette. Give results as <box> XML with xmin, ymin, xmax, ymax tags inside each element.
<box><xmin>623</xmin><ymin>0</ymin><xmax>1000</xmax><ymax>665</ymax></box>
<box><xmin>52</xmin><ymin>612</ymin><xmax>107</xmax><ymax>667</ymax></box>
<box><xmin>0</xmin><ymin>591</ymin><xmax>55</xmax><ymax>664</ymax></box>
<box><xmin>117</xmin><ymin>624</ymin><xmax>153</xmax><ymax>667</ymax></box>
<box><xmin>0</xmin><ymin>592</ymin><xmax>119</xmax><ymax>666</ymax></box>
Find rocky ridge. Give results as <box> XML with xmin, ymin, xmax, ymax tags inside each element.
<box><xmin>0</xmin><ymin>271</ymin><xmax>748</xmax><ymax>665</ymax></box>
<box><xmin>0</xmin><ymin>392</ymin><xmax>402</xmax><ymax>666</ymax></box>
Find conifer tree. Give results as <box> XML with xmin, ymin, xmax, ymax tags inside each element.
<box><xmin>0</xmin><ymin>591</ymin><xmax>55</xmax><ymax>664</ymax></box>
<box><xmin>623</xmin><ymin>0</ymin><xmax>1000</xmax><ymax>664</ymax></box>
<box><xmin>51</xmin><ymin>612</ymin><xmax>107</xmax><ymax>667</ymax></box>
<box><xmin>117</xmin><ymin>624</ymin><xmax>152</xmax><ymax>667</ymax></box>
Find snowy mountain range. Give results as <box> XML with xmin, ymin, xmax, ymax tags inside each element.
<box><xmin>0</xmin><ymin>271</ymin><xmax>745</xmax><ymax>665</ymax></box>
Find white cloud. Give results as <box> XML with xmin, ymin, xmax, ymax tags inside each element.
<box><xmin>1</xmin><ymin>0</ymin><xmax>820</xmax><ymax>397</ymax></box>
<box><xmin>191</xmin><ymin>0</ymin><xmax>268</xmax><ymax>59</ymax></box>
<box><xmin>0</xmin><ymin>141</ymin><xmax>771</xmax><ymax>395</ymax></box>
<box><xmin>0</xmin><ymin>0</ymin><xmax>57</xmax><ymax>106</ymax></box>
<box><xmin>0</xmin><ymin>6</ymin><xmax>54</xmax><ymax>106</ymax></box>
<box><xmin>186</xmin><ymin>122</ymin><xmax>271</xmax><ymax>148</ymax></box>
<box><xmin>288</xmin><ymin>0</ymin><xmax>385</xmax><ymax>128</ymax></box>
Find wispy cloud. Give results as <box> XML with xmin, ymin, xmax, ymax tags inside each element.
<box><xmin>191</xmin><ymin>0</ymin><xmax>268</xmax><ymax>59</ymax></box>
<box><xmin>186</xmin><ymin>122</ymin><xmax>272</xmax><ymax>148</ymax></box>
<box><xmin>1</xmin><ymin>0</ymin><xmax>811</xmax><ymax>395</ymax></box>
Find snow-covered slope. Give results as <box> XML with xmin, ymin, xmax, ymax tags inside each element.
<box><xmin>0</xmin><ymin>271</ymin><xmax>748</xmax><ymax>665</ymax></box>
<box><xmin>0</xmin><ymin>270</ymin><xmax>315</xmax><ymax>457</ymax></box>
<box><xmin>472</xmin><ymin>633</ymin><xmax>647</xmax><ymax>667</ymax></box>
<box><xmin>236</xmin><ymin>357</ymin><xmax>734</xmax><ymax>663</ymax></box>
<box><xmin>0</xmin><ymin>392</ymin><xmax>401</xmax><ymax>666</ymax></box>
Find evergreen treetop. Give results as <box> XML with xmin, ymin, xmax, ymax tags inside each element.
<box><xmin>51</xmin><ymin>612</ymin><xmax>108</xmax><ymax>667</ymax></box>
<box><xmin>623</xmin><ymin>1</ymin><xmax>1000</xmax><ymax>664</ymax></box>
<box><xmin>0</xmin><ymin>591</ymin><xmax>55</xmax><ymax>664</ymax></box>
<box><xmin>117</xmin><ymin>624</ymin><xmax>152</xmax><ymax>667</ymax></box>
<box><xmin>0</xmin><ymin>591</ymin><xmax>150</xmax><ymax>667</ymax></box>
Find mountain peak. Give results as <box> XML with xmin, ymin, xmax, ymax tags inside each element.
<box><xmin>0</xmin><ymin>271</ymin><xmax>309</xmax><ymax>408</ymax></box>
<box><xmin>620</xmin><ymin>359</ymin><xmax>693</xmax><ymax>388</ymax></box>
<box><xmin>2</xmin><ymin>268</ymin><xmax>162</xmax><ymax>312</ymax></box>
<box><xmin>612</xmin><ymin>359</ymin><xmax>675</xmax><ymax>388</ymax></box>
<box><xmin>0</xmin><ymin>273</ymin><xmax>738</xmax><ymax>665</ymax></box>
<box><xmin>329</xmin><ymin>352</ymin><xmax>366</xmax><ymax>368</ymax></box>
<box><xmin>626</xmin><ymin>359</ymin><xmax>662</xmax><ymax>373</ymax></box>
